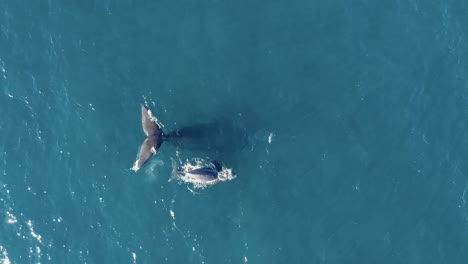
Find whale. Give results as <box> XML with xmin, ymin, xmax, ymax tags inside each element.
<box><xmin>171</xmin><ymin>160</ymin><xmax>222</xmax><ymax>183</ymax></box>
<box><xmin>131</xmin><ymin>104</ymin><xmax>246</xmax><ymax>172</ymax></box>
<box><xmin>132</xmin><ymin>104</ymin><xmax>164</xmax><ymax>171</ymax></box>
<box><xmin>184</xmin><ymin>160</ymin><xmax>222</xmax><ymax>182</ymax></box>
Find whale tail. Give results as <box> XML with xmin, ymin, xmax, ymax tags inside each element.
<box><xmin>132</xmin><ymin>104</ymin><xmax>164</xmax><ymax>172</ymax></box>
<box><xmin>169</xmin><ymin>158</ymin><xmax>180</xmax><ymax>182</ymax></box>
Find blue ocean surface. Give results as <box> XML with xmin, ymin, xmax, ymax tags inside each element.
<box><xmin>1</xmin><ymin>0</ymin><xmax>468</xmax><ymax>263</ymax></box>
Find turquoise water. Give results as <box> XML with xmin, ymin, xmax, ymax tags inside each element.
<box><xmin>1</xmin><ymin>0</ymin><xmax>468</xmax><ymax>263</ymax></box>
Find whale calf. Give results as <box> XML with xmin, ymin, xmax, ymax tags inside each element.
<box><xmin>132</xmin><ymin>104</ymin><xmax>164</xmax><ymax>171</ymax></box>
<box><xmin>171</xmin><ymin>160</ymin><xmax>223</xmax><ymax>183</ymax></box>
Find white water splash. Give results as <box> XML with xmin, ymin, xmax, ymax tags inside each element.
<box><xmin>6</xmin><ymin>211</ymin><xmax>17</xmax><ymax>224</ymax></box>
<box><xmin>268</xmin><ymin>133</ymin><xmax>274</xmax><ymax>144</ymax></box>
<box><xmin>170</xmin><ymin>210</ymin><xmax>175</xmax><ymax>220</ymax></box>
<box><xmin>249</xmin><ymin>130</ymin><xmax>274</xmax><ymax>150</ymax></box>
<box><xmin>0</xmin><ymin>246</ymin><xmax>11</xmax><ymax>264</ymax></box>
<box><xmin>170</xmin><ymin>158</ymin><xmax>236</xmax><ymax>189</ymax></box>
<box><xmin>131</xmin><ymin>160</ymin><xmax>139</xmax><ymax>172</ymax></box>
<box><xmin>27</xmin><ymin>220</ymin><xmax>43</xmax><ymax>244</ymax></box>
<box><xmin>243</xmin><ymin>242</ymin><xmax>249</xmax><ymax>263</ymax></box>
<box><xmin>132</xmin><ymin>252</ymin><xmax>136</xmax><ymax>264</ymax></box>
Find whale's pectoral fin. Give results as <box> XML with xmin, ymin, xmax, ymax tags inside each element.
<box><xmin>133</xmin><ymin>137</ymin><xmax>156</xmax><ymax>171</ymax></box>
<box><xmin>211</xmin><ymin>160</ymin><xmax>222</xmax><ymax>171</ymax></box>
<box><xmin>141</xmin><ymin>104</ymin><xmax>161</xmax><ymax>137</ymax></box>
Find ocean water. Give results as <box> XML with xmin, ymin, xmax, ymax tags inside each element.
<box><xmin>1</xmin><ymin>0</ymin><xmax>468</xmax><ymax>263</ymax></box>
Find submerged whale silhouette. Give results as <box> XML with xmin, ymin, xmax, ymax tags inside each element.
<box><xmin>164</xmin><ymin>119</ymin><xmax>249</xmax><ymax>159</ymax></box>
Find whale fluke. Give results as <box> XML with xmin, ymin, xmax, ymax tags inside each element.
<box><xmin>141</xmin><ymin>104</ymin><xmax>160</xmax><ymax>137</ymax></box>
<box><xmin>132</xmin><ymin>105</ymin><xmax>163</xmax><ymax>172</ymax></box>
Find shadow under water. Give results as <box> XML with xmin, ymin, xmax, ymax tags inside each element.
<box><xmin>163</xmin><ymin>119</ymin><xmax>250</xmax><ymax>162</ymax></box>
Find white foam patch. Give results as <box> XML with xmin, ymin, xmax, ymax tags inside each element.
<box><xmin>170</xmin><ymin>210</ymin><xmax>175</xmax><ymax>220</ymax></box>
<box><xmin>217</xmin><ymin>167</ymin><xmax>236</xmax><ymax>182</ymax></box>
<box><xmin>132</xmin><ymin>252</ymin><xmax>136</xmax><ymax>264</ymax></box>
<box><xmin>27</xmin><ymin>220</ymin><xmax>43</xmax><ymax>244</ymax></box>
<box><xmin>6</xmin><ymin>211</ymin><xmax>17</xmax><ymax>224</ymax></box>
<box><xmin>0</xmin><ymin>246</ymin><xmax>11</xmax><ymax>264</ymax></box>
<box><xmin>131</xmin><ymin>159</ymin><xmax>140</xmax><ymax>172</ymax></box>
<box><xmin>268</xmin><ymin>133</ymin><xmax>274</xmax><ymax>144</ymax></box>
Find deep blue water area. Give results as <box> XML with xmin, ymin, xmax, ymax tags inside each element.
<box><xmin>1</xmin><ymin>0</ymin><xmax>468</xmax><ymax>263</ymax></box>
